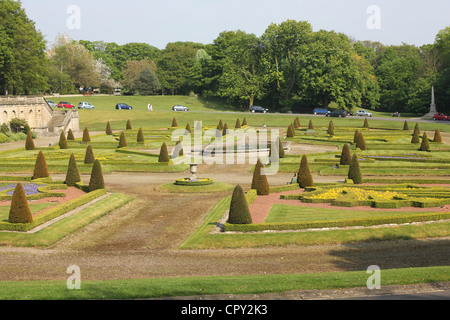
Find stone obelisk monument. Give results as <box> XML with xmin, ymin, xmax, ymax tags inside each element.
<box><xmin>423</xmin><ymin>86</ymin><xmax>437</xmax><ymax>118</ymax></box>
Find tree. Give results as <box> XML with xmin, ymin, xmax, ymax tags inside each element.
<box><xmin>294</xmin><ymin>117</ymin><xmax>301</xmax><ymax>128</ymax></box>
<box><xmin>67</xmin><ymin>128</ymin><xmax>75</xmax><ymax>140</ymax></box>
<box><xmin>47</xmin><ymin>34</ymin><xmax>100</xmax><ymax>93</ymax></box>
<box><xmin>126</xmin><ymin>120</ymin><xmax>132</xmax><ymax>130</ymax></box>
<box><xmin>227</xmin><ymin>184</ymin><xmax>252</xmax><ymax>224</ymax></box>
<box><xmin>297</xmin><ymin>154</ymin><xmax>314</xmax><ymax>187</ymax></box>
<box><xmin>222</xmin><ymin>123</ymin><xmax>229</xmax><ymax>136</ymax></box>
<box><xmin>8</xmin><ymin>183</ymin><xmax>33</xmax><ymax>224</ymax></box>
<box><xmin>413</xmin><ymin>123</ymin><xmax>420</xmax><ymax>134</ymax></box>
<box><xmin>185</xmin><ymin>123</ymin><xmax>192</xmax><ymax>134</ymax></box>
<box><xmin>411</xmin><ymin>130</ymin><xmax>420</xmax><ymax>143</ymax></box>
<box><xmin>327</xmin><ymin>121</ymin><xmax>335</xmax><ymax>136</ymax></box>
<box><xmin>261</xmin><ymin>20</ymin><xmax>313</xmax><ymax>107</ymax></box>
<box><xmin>356</xmin><ymin>132</ymin><xmax>367</xmax><ymax>150</ymax></box>
<box><xmin>158</xmin><ymin>143</ymin><xmax>170</xmax><ymax>163</ymax></box>
<box><xmin>277</xmin><ymin>137</ymin><xmax>285</xmax><ymax>158</ymax></box>
<box><xmin>121</xmin><ymin>59</ymin><xmax>158</xmax><ymax>94</ymax></box>
<box><xmin>65</xmin><ymin>153</ymin><xmax>81</xmax><ymax>186</ymax></box>
<box><xmin>133</xmin><ymin>66</ymin><xmax>161</xmax><ymax>95</ymax></box>
<box><xmin>363</xmin><ymin>118</ymin><xmax>369</xmax><ymax>128</ymax></box>
<box><xmin>353</xmin><ymin>130</ymin><xmax>360</xmax><ymax>144</ymax></box>
<box><xmin>403</xmin><ymin>120</ymin><xmax>409</xmax><ymax>130</ymax></box>
<box><xmin>235</xmin><ymin>118</ymin><xmax>241</xmax><ymax>129</ymax></box>
<box><xmin>25</xmin><ymin>132</ymin><xmax>35</xmax><ymax>150</ymax></box>
<box><xmin>340</xmin><ymin>143</ymin><xmax>351</xmax><ymax>165</ymax></box>
<box><xmin>217</xmin><ymin>119</ymin><xmax>224</xmax><ymax>131</ymax></box>
<box><xmin>171</xmin><ymin>118</ymin><xmax>178</xmax><ymax>127</ymax></box>
<box><xmin>32</xmin><ymin>151</ymin><xmax>49</xmax><ymax>179</ymax></box>
<box><xmin>419</xmin><ymin>132</ymin><xmax>430</xmax><ymax>151</ymax></box>
<box><xmin>348</xmin><ymin>154</ymin><xmax>363</xmax><ymax>184</ymax></box>
<box><xmin>218</xmin><ymin>31</ymin><xmax>270</xmax><ymax>107</ymax></box>
<box><xmin>433</xmin><ymin>129</ymin><xmax>443</xmax><ymax>143</ymax></box>
<box><xmin>118</xmin><ymin>131</ymin><xmax>128</xmax><ymax>148</ymax></box>
<box><xmin>308</xmin><ymin>120</ymin><xmax>314</xmax><ymax>130</ymax></box>
<box><xmin>58</xmin><ymin>131</ymin><xmax>68</xmax><ymax>149</ymax></box>
<box><xmin>0</xmin><ymin>0</ymin><xmax>48</xmax><ymax>95</ymax></box>
<box><xmin>286</xmin><ymin>124</ymin><xmax>295</xmax><ymax>137</ymax></box>
<box><xmin>137</xmin><ymin>128</ymin><xmax>145</xmax><ymax>143</ymax></box>
<box><xmin>242</xmin><ymin>117</ymin><xmax>248</xmax><ymax>126</ymax></box>
<box><xmin>106</xmin><ymin>122</ymin><xmax>113</xmax><ymax>135</ymax></box>
<box><xmin>82</xmin><ymin>127</ymin><xmax>91</xmax><ymax>143</ymax></box>
<box><xmin>251</xmin><ymin>159</ymin><xmax>270</xmax><ymax>195</ymax></box>
<box><xmin>88</xmin><ymin>160</ymin><xmax>105</xmax><ymax>192</ymax></box>
<box><xmin>84</xmin><ymin>145</ymin><xmax>95</xmax><ymax>164</ymax></box>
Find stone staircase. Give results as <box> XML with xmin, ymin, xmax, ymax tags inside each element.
<box><xmin>47</xmin><ymin>110</ymin><xmax>68</xmax><ymax>133</ymax></box>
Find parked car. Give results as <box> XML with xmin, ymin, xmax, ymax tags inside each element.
<box><xmin>313</xmin><ymin>108</ymin><xmax>330</xmax><ymax>115</ymax></box>
<box><xmin>356</xmin><ymin>110</ymin><xmax>373</xmax><ymax>117</ymax></box>
<box><xmin>250</xmin><ymin>105</ymin><xmax>269</xmax><ymax>113</ymax></box>
<box><xmin>58</xmin><ymin>101</ymin><xmax>75</xmax><ymax>108</ymax></box>
<box><xmin>327</xmin><ymin>110</ymin><xmax>350</xmax><ymax>117</ymax></box>
<box><xmin>172</xmin><ymin>105</ymin><xmax>189</xmax><ymax>111</ymax></box>
<box><xmin>115</xmin><ymin>103</ymin><xmax>133</xmax><ymax>110</ymax></box>
<box><xmin>433</xmin><ymin>113</ymin><xmax>449</xmax><ymax>120</ymax></box>
<box><xmin>46</xmin><ymin>100</ymin><xmax>58</xmax><ymax>108</ymax></box>
<box><xmin>77</xmin><ymin>102</ymin><xmax>95</xmax><ymax>109</ymax></box>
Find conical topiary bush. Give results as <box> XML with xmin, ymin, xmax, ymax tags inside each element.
<box><xmin>137</xmin><ymin>128</ymin><xmax>145</xmax><ymax>143</ymax></box>
<box><xmin>185</xmin><ymin>123</ymin><xmax>192</xmax><ymax>134</ymax></box>
<box><xmin>59</xmin><ymin>131</ymin><xmax>68</xmax><ymax>149</ymax></box>
<box><xmin>242</xmin><ymin>117</ymin><xmax>248</xmax><ymax>126</ymax></box>
<box><xmin>118</xmin><ymin>131</ymin><xmax>128</xmax><ymax>148</ymax></box>
<box><xmin>277</xmin><ymin>137</ymin><xmax>285</xmax><ymax>158</ymax></box>
<box><xmin>353</xmin><ymin>130</ymin><xmax>360</xmax><ymax>144</ymax></box>
<box><xmin>433</xmin><ymin>129</ymin><xmax>442</xmax><ymax>143</ymax></box>
<box><xmin>126</xmin><ymin>119</ymin><xmax>132</xmax><ymax>130</ymax></box>
<box><xmin>348</xmin><ymin>154</ymin><xmax>363</xmax><ymax>184</ymax></box>
<box><xmin>82</xmin><ymin>127</ymin><xmax>91</xmax><ymax>143</ymax></box>
<box><xmin>403</xmin><ymin>120</ymin><xmax>409</xmax><ymax>131</ymax></box>
<box><xmin>84</xmin><ymin>145</ymin><xmax>95</xmax><ymax>164</ymax></box>
<box><xmin>88</xmin><ymin>160</ymin><xmax>105</xmax><ymax>192</ymax></box>
<box><xmin>106</xmin><ymin>122</ymin><xmax>113</xmax><ymax>135</ymax></box>
<box><xmin>25</xmin><ymin>131</ymin><xmax>35</xmax><ymax>150</ymax></box>
<box><xmin>217</xmin><ymin>119</ymin><xmax>224</xmax><ymax>131</ymax></box>
<box><xmin>158</xmin><ymin>143</ymin><xmax>170</xmax><ymax>163</ymax></box>
<box><xmin>222</xmin><ymin>123</ymin><xmax>228</xmax><ymax>136</ymax></box>
<box><xmin>235</xmin><ymin>118</ymin><xmax>241</xmax><ymax>129</ymax></box>
<box><xmin>8</xmin><ymin>183</ymin><xmax>33</xmax><ymax>224</ymax></box>
<box><xmin>67</xmin><ymin>128</ymin><xmax>75</xmax><ymax>140</ymax></box>
<box><xmin>411</xmin><ymin>130</ymin><xmax>420</xmax><ymax>143</ymax></box>
<box><xmin>171</xmin><ymin>118</ymin><xmax>178</xmax><ymax>127</ymax></box>
<box><xmin>294</xmin><ymin>117</ymin><xmax>301</xmax><ymax>128</ymax></box>
<box><xmin>363</xmin><ymin>117</ymin><xmax>369</xmax><ymax>128</ymax></box>
<box><xmin>340</xmin><ymin>143</ymin><xmax>351</xmax><ymax>165</ymax></box>
<box><xmin>356</xmin><ymin>132</ymin><xmax>367</xmax><ymax>150</ymax></box>
<box><xmin>419</xmin><ymin>132</ymin><xmax>430</xmax><ymax>151</ymax></box>
<box><xmin>297</xmin><ymin>154</ymin><xmax>314</xmax><ymax>188</ymax></box>
<box><xmin>172</xmin><ymin>140</ymin><xmax>183</xmax><ymax>158</ymax></box>
<box><xmin>227</xmin><ymin>184</ymin><xmax>252</xmax><ymax>224</ymax></box>
<box><xmin>286</xmin><ymin>124</ymin><xmax>295</xmax><ymax>138</ymax></box>
<box><xmin>413</xmin><ymin>123</ymin><xmax>420</xmax><ymax>134</ymax></box>
<box><xmin>308</xmin><ymin>120</ymin><xmax>314</xmax><ymax>130</ymax></box>
<box><xmin>327</xmin><ymin>121</ymin><xmax>335</xmax><ymax>136</ymax></box>
<box><xmin>32</xmin><ymin>151</ymin><xmax>49</xmax><ymax>180</ymax></box>
<box><xmin>65</xmin><ymin>153</ymin><xmax>81</xmax><ymax>186</ymax></box>
<box><xmin>251</xmin><ymin>158</ymin><xmax>270</xmax><ymax>195</ymax></box>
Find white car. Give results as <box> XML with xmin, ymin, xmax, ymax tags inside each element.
<box><xmin>356</xmin><ymin>110</ymin><xmax>373</xmax><ymax>117</ymax></box>
<box><xmin>77</xmin><ymin>102</ymin><xmax>95</xmax><ymax>109</ymax></box>
<box><xmin>172</xmin><ymin>105</ymin><xmax>189</xmax><ymax>111</ymax></box>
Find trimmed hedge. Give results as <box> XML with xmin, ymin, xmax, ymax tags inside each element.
<box><xmin>224</xmin><ymin>212</ymin><xmax>450</xmax><ymax>232</ymax></box>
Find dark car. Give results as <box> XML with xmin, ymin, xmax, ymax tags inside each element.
<box><xmin>250</xmin><ymin>105</ymin><xmax>268</xmax><ymax>113</ymax></box>
<box><xmin>327</xmin><ymin>110</ymin><xmax>350</xmax><ymax>117</ymax></box>
<box><xmin>58</xmin><ymin>101</ymin><xmax>75</xmax><ymax>108</ymax></box>
<box><xmin>115</xmin><ymin>103</ymin><xmax>133</xmax><ymax>110</ymax></box>
<box><xmin>313</xmin><ymin>108</ymin><xmax>330</xmax><ymax>115</ymax></box>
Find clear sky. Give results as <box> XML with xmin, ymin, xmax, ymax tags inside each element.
<box><xmin>21</xmin><ymin>0</ymin><xmax>450</xmax><ymax>49</ymax></box>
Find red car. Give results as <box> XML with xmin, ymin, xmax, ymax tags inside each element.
<box><xmin>433</xmin><ymin>113</ymin><xmax>449</xmax><ymax>120</ymax></box>
<box><xmin>58</xmin><ymin>101</ymin><xmax>75</xmax><ymax>108</ymax></box>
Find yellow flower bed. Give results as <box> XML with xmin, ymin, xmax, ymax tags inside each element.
<box><xmin>308</xmin><ymin>187</ymin><xmax>410</xmax><ymax>201</ymax></box>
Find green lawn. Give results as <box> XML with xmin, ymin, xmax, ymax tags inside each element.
<box><xmin>265</xmin><ymin>204</ymin><xmax>444</xmax><ymax>223</ymax></box>
<box><xmin>1</xmin><ymin>266</ymin><xmax>448</xmax><ymax>300</ymax></box>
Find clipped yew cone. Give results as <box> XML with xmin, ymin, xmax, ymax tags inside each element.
<box><xmin>297</xmin><ymin>154</ymin><xmax>314</xmax><ymax>188</ymax></box>
<box><xmin>8</xmin><ymin>183</ymin><xmax>33</xmax><ymax>224</ymax></box>
<box><xmin>25</xmin><ymin>132</ymin><xmax>35</xmax><ymax>150</ymax></box>
<box><xmin>32</xmin><ymin>151</ymin><xmax>49</xmax><ymax>180</ymax></box>
<box><xmin>65</xmin><ymin>153</ymin><xmax>81</xmax><ymax>186</ymax></box>
<box><xmin>88</xmin><ymin>160</ymin><xmax>105</xmax><ymax>192</ymax></box>
<box><xmin>227</xmin><ymin>184</ymin><xmax>252</xmax><ymax>224</ymax></box>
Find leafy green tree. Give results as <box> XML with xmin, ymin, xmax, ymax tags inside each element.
<box><xmin>133</xmin><ymin>66</ymin><xmax>161</xmax><ymax>95</ymax></box>
<box><xmin>227</xmin><ymin>184</ymin><xmax>252</xmax><ymax>224</ymax></box>
<box><xmin>0</xmin><ymin>0</ymin><xmax>48</xmax><ymax>95</ymax></box>
<box><xmin>121</xmin><ymin>59</ymin><xmax>157</xmax><ymax>94</ymax></box>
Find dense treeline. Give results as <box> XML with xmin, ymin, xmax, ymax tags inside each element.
<box><xmin>1</xmin><ymin>0</ymin><xmax>449</xmax><ymax>114</ymax></box>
